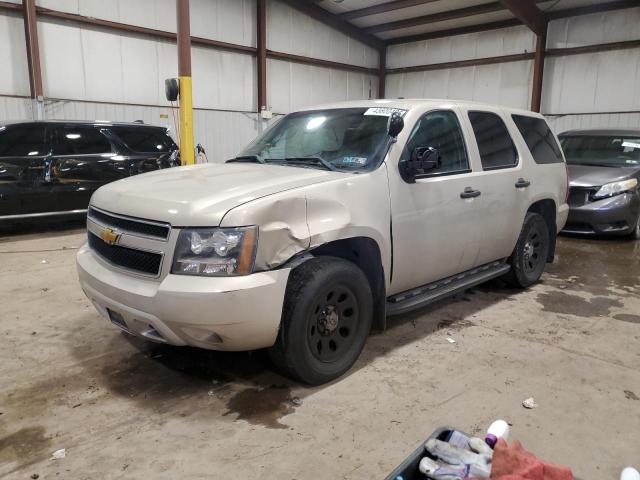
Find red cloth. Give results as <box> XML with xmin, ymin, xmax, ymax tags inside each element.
<box><xmin>486</xmin><ymin>439</ymin><xmax>574</xmax><ymax>480</ymax></box>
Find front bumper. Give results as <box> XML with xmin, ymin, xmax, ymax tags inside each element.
<box><xmin>77</xmin><ymin>244</ymin><xmax>290</xmax><ymax>351</ymax></box>
<box><xmin>563</xmin><ymin>192</ymin><xmax>640</xmax><ymax>235</ymax></box>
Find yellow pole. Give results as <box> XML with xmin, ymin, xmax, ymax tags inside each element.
<box><xmin>176</xmin><ymin>0</ymin><xmax>194</xmax><ymax>165</ymax></box>
<box><xmin>178</xmin><ymin>76</ymin><xmax>194</xmax><ymax>165</ymax></box>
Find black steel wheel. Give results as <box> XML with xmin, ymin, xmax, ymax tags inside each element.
<box><xmin>269</xmin><ymin>257</ymin><xmax>372</xmax><ymax>385</ymax></box>
<box><xmin>522</xmin><ymin>222</ymin><xmax>545</xmax><ymax>275</ymax></box>
<box><xmin>307</xmin><ymin>285</ymin><xmax>360</xmax><ymax>363</ymax></box>
<box><xmin>504</xmin><ymin>212</ymin><xmax>550</xmax><ymax>288</ymax></box>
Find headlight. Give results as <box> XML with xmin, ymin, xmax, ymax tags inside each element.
<box><xmin>172</xmin><ymin>226</ymin><xmax>258</xmax><ymax>276</ymax></box>
<box><xmin>593</xmin><ymin>178</ymin><xmax>638</xmax><ymax>199</ymax></box>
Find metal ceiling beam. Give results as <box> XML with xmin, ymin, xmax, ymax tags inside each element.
<box><xmin>385</xmin><ymin>0</ymin><xmax>638</xmax><ymax>45</ymax></box>
<box><xmin>339</xmin><ymin>0</ymin><xmax>441</xmax><ymax>21</ymax></box>
<box><xmin>278</xmin><ymin>0</ymin><xmax>384</xmax><ymax>49</ymax></box>
<box><xmin>546</xmin><ymin>39</ymin><xmax>640</xmax><ymax>57</ymax></box>
<box><xmin>363</xmin><ymin>1</ymin><xmax>538</xmax><ymax>35</ymax></box>
<box><xmin>547</xmin><ymin>0</ymin><xmax>640</xmax><ymax>20</ymax></box>
<box><xmin>267</xmin><ymin>50</ymin><xmax>377</xmax><ymax>74</ymax></box>
<box><xmin>498</xmin><ymin>0</ymin><xmax>545</xmax><ymax>34</ymax></box>
<box><xmin>385</xmin><ymin>18</ymin><xmax>521</xmax><ymax>45</ymax></box>
<box><xmin>0</xmin><ymin>1</ymin><xmax>20</xmax><ymax>12</ymax></box>
<box><xmin>386</xmin><ymin>51</ymin><xmax>534</xmax><ymax>74</ymax></box>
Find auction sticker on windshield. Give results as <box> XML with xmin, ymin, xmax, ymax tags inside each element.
<box><xmin>364</xmin><ymin>107</ymin><xmax>407</xmax><ymax>117</ymax></box>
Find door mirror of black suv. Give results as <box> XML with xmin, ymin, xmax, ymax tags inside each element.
<box><xmin>399</xmin><ymin>146</ymin><xmax>440</xmax><ymax>183</ymax></box>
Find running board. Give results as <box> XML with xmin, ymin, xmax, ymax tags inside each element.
<box><xmin>386</xmin><ymin>260</ymin><xmax>511</xmax><ymax>316</ymax></box>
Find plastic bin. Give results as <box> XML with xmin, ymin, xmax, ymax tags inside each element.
<box><xmin>384</xmin><ymin>426</ymin><xmax>467</xmax><ymax>480</ymax></box>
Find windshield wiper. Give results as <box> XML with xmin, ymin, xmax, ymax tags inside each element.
<box><xmin>279</xmin><ymin>156</ymin><xmax>338</xmax><ymax>172</ymax></box>
<box><xmin>227</xmin><ymin>155</ymin><xmax>265</xmax><ymax>164</ymax></box>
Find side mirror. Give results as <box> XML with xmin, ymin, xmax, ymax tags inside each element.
<box><xmin>399</xmin><ymin>146</ymin><xmax>440</xmax><ymax>183</ymax></box>
<box><xmin>387</xmin><ymin>112</ymin><xmax>404</xmax><ymax>138</ymax></box>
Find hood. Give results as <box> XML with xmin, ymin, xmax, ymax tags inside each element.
<box><xmin>568</xmin><ymin>164</ymin><xmax>640</xmax><ymax>188</ymax></box>
<box><xmin>90</xmin><ymin>163</ymin><xmax>342</xmax><ymax>226</ymax></box>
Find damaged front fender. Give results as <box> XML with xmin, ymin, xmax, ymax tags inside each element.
<box><xmin>219</xmin><ymin>194</ymin><xmax>310</xmax><ymax>270</ymax></box>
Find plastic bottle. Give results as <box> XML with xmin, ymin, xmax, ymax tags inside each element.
<box><xmin>620</xmin><ymin>467</ymin><xmax>640</xmax><ymax>480</ymax></box>
<box><xmin>485</xmin><ymin>420</ymin><xmax>510</xmax><ymax>449</ymax></box>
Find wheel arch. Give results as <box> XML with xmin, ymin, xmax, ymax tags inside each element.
<box><xmin>306</xmin><ymin>237</ymin><xmax>387</xmax><ymax>332</ymax></box>
<box><xmin>526</xmin><ymin>198</ymin><xmax>557</xmax><ymax>262</ymax></box>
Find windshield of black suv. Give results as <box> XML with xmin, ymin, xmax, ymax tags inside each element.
<box><xmin>560</xmin><ymin>135</ymin><xmax>640</xmax><ymax>167</ymax></box>
<box><xmin>236</xmin><ymin>108</ymin><xmax>398</xmax><ymax>172</ymax></box>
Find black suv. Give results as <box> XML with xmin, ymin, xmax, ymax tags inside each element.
<box><xmin>0</xmin><ymin>120</ymin><xmax>179</xmax><ymax>221</ymax></box>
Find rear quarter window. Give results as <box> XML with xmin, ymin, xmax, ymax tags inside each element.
<box><xmin>512</xmin><ymin>115</ymin><xmax>564</xmax><ymax>164</ymax></box>
<box><xmin>111</xmin><ymin>127</ymin><xmax>176</xmax><ymax>153</ymax></box>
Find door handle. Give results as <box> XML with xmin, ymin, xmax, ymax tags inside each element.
<box><xmin>515</xmin><ymin>178</ymin><xmax>531</xmax><ymax>188</ymax></box>
<box><xmin>460</xmin><ymin>187</ymin><xmax>481</xmax><ymax>199</ymax></box>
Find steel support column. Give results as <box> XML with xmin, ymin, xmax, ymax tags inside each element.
<box><xmin>257</xmin><ymin>0</ymin><xmax>267</xmax><ymax>114</ymax></box>
<box><xmin>531</xmin><ymin>24</ymin><xmax>547</xmax><ymax>113</ymax></box>
<box><xmin>22</xmin><ymin>0</ymin><xmax>44</xmax><ymax>119</ymax></box>
<box><xmin>176</xmin><ymin>0</ymin><xmax>194</xmax><ymax>165</ymax></box>
<box><xmin>378</xmin><ymin>47</ymin><xmax>386</xmax><ymax>99</ymax></box>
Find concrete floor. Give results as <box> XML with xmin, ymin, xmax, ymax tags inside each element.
<box><xmin>1</xmin><ymin>222</ymin><xmax>639</xmax><ymax>480</ymax></box>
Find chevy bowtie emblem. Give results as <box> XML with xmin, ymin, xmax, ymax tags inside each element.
<box><xmin>100</xmin><ymin>228</ymin><xmax>120</xmax><ymax>245</ymax></box>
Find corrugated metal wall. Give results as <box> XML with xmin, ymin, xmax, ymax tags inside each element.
<box><xmin>265</xmin><ymin>0</ymin><xmax>379</xmax><ymax>114</ymax></box>
<box><xmin>0</xmin><ymin>10</ymin><xmax>30</xmax><ymax>97</ymax></box>
<box><xmin>386</xmin><ymin>26</ymin><xmax>536</xmax><ymax>110</ymax></box>
<box><xmin>0</xmin><ymin>0</ymin><xmax>379</xmax><ymax>162</ymax></box>
<box><xmin>542</xmin><ymin>6</ymin><xmax>640</xmax><ymax>131</ymax></box>
<box><xmin>5</xmin><ymin>1</ymin><xmax>637</xmax><ymax>151</ymax></box>
<box><xmin>386</xmin><ymin>8</ymin><xmax>640</xmax><ymax>133</ymax></box>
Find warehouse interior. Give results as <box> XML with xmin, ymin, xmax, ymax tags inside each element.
<box><xmin>1</xmin><ymin>0</ymin><xmax>640</xmax><ymax>479</ymax></box>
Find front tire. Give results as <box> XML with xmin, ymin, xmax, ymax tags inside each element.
<box><xmin>269</xmin><ymin>257</ymin><xmax>373</xmax><ymax>385</ymax></box>
<box><xmin>629</xmin><ymin>213</ymin><xmax>640</xmax><ymax>240</ymax></box>
<box><xmin>504</xmin><ymin>212</ymin><xmax>550</xmax><ymax>288</ymax></box>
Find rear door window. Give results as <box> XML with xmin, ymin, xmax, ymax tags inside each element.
<box><xmin>512</xmin><ymin>115</ymin><xmax>564</xmax><ymax>164</ymax></box>
<box><xmin>0</xmin><ymin>125</ymin><xmax>47</xmax><ymax>157</ymax></box>
<box><xmin>468</xmin><ymin>111</ymin><xmax>518</xmax><ymax>170</ymax></box>
<box><xmin>54</xmin><ymin>126</ymin><xmax>113</xmax><ymax>155</ymax></box>
<box><xmin>110</xmin><ymin>127</ymin><xmax>176</xmax><ymax>153</ymax></box>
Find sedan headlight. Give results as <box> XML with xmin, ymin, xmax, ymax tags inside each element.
<box><xmin>172</xmin><ymin>226</ymin><xmax>258</xmax><ymax>276</ymax></box>
<box><xmin>593</xmin><ymin>178</ymin><xmax>638</xmax><ymax>199</ymax></box>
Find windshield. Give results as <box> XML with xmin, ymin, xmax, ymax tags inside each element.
<box><xmin>237</xmin><ymin>108</ymin><xmax>393</xmax><ymax>172</ymax></box>
<box><xmin>560</xmin><ymin>135</ymin><xmax>640</xmax><ymax>167</ymax></box>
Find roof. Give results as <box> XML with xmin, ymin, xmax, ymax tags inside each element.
<box><xmin>0</xmin><ymin>120</ymin><xmax>166</xmax><ymax>128</ymax></box>
<box><xmin>559</xmin><ymin>129</ymin><xmax>640</xmax><ymax>137</ymax></box>
<box><xmin>297</xmin><ymin>98</ymin><xmax>543</xmax><ymax>117</ymax></box>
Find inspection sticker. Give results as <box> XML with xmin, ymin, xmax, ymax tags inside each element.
<box><xmin>341</xmin><ymin>156</ymin><xmax>368</xmax><ymax>166</ymax></box>
<box><xmin>364</xmin><ymin>107</ymin><xmax>407</xmax><ymax>117</ymax></box>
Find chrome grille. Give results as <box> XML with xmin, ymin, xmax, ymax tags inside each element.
<box><xmin>88</xmin><ymin>207</ymin><xmax>170</xmax><ymax>240</ymax></box>
<box><xmin>88</xmin><ymin>232</ymin><xmax>162</xmax><ymax>276</ymax></box>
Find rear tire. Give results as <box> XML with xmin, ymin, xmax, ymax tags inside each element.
<box><xmin>269</xmin><ymin>257</ymin><xmax>372</xmax><ymax>385</ymax></box>
<box><xmin>504</xmin><ymin>212</ymin><xmax>550</xmax><ymax>288</ymax></box>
